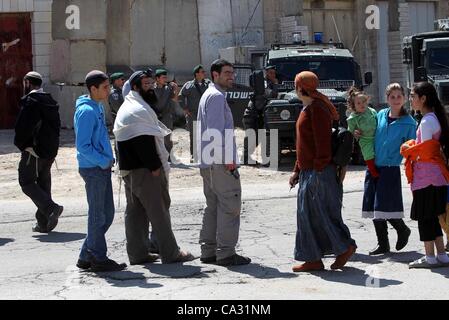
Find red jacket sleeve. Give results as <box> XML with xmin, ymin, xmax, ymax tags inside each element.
<box><xmin>311</xmin><ymin>104</ymin><xmax>332</xmax><ymax>171</ymax></box>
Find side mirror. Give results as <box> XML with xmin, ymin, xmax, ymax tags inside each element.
<box><xmin>417</xmin><ymin>67</ymin><xmax>428</xmax><ymax>81</ymax></box>
<box><xmin>403</xmin><ymin>47</ymin><xmax>412</xmax><ymax>64</ymax></box>
<box><xmin>364</xmin><ymin>72</ymin><xmax>373</xmax><ymax>86</ymax></box>
<box><xmin>249</xmin><ymin>70</ymin><xmax>265</xmax><ymax>96</ymax></box>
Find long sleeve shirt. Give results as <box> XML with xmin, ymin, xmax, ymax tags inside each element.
<box><xmin>196</xmin><ymin>83</ymin><xmax>238</xmax><ymax>169</ymax></box>
<box><xmin>294</xmin><ymin>99</ymin><xmax>333</xmax><ymax>172</ymax></box>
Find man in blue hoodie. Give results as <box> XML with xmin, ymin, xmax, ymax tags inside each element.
<box><xmin>74</xmin><ymin>70</ymin><xmax>127</xmax><ymax>272</ymax></box>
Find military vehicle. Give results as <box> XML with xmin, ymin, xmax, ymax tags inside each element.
<box><xmin>259</xmin><ymin>42</ymin><xmax>372</xmax><ymax>165</ymax></box>
<box><xmin>403</xmin><ymin>26</ymin><xmax>449</xmax><ymax>109</ymax></box>
<box><xmin>225</xmin><ymin>64</ymin><xmax>254</xmax><ymax>127</ymax></box>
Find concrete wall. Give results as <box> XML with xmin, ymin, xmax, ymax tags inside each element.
<box><xmin>263</xmin><ymin>0</ymin><xmax>282</xmax><ymax>44</ymax></box>
<box><xmin>107</xmin><ymin>0</ymin><xmax>131</xmax><ymax>67</ymax></box>
<box><xmin>51</xmin><ymin>0</ymin><xmax>107</xmax><ymax>85</ymax></box>
<box><xmin>198</xmin><ymin>0</ymin><xmax>264</xmax><ymax>68</ymax></box>
<box><xmin>302</xmin><ymin>0</ymin><xmax>356</xmax><ymax>50</ymax></box>
<box><xmin>0</xmin><ymin>0</ymin><xmax>53</xmax><ymax>84</ymax></box>
<box><xmin>52</xmin><ymin>0</ymin><xmax>107</xmax><ymax>40</ymax></box>
<box><xmin>129</xmin><ymin>0</ymin><xmax>201</xmax><ymax>79</ymax></box>
<box><xmin>263</xmin><ymin>0</ymin><xmax>303</xmax><ymax>45</ymax></box>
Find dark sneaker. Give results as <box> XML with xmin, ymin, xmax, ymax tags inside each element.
<box><xmin>47</xmin><ymin>205</ymin><xmax>64</xmax><ymax>232</ymax></box>
<box><xmin>200</xmin><ymin>256</ymin><xmax>217</xmax><ymax>264</ymax></box>
<box><xmin>216</xmin><ymin>254</ymin><xmax>251</xmax><ymax>266</ymax></box>
<box><xmin>76</xmin><ymin>259</ymin><xmax>91</xmax><ymax>270</ymax></box>
<box><xmin>130</xmin><ymin>254</ymin><xmax>160</xmax><ymax>266</ymax></box>
<box><xmin>369</xmin><ymin>244</ymin><xmax>390</xmax><ymax>256</ymax></box>
<box><xmin>32</xmin><ymin>224</ymin><xmax>48</xmax><ymax>233</ymax></box>
<box><xmin>90</xmin><ymin>259</ymin><xmax>127</xmax><ymax>272</ymax></box>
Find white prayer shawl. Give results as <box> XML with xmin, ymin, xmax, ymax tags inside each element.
<box><xmin>113</xmin><ymin>90</ymin><xmax>171</xmax><ymax>180</ymax></box>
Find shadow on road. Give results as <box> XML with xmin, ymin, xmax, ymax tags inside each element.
<box><xmin>145</xmin><ymin>263</ymin><xmax>211</xmax><ymax>279</ymax></box>
<box><xmin>0</xmin><ymin>238</ymin><xmax>14</xmax><ymax>247</ymax></box>
<box><xmin>92</xmin><ymin>270</ymin><xmax>164</xmax><ymax>289</ymax></box>
<box><xmin>223</xmin><ymin>263</ymin><xmax>298</xmax><ymax>279</ymax></box>
<box><xmin>312</xmin><ymin>266</ymin><xmax>403</xmax><ymax>288</ymax></box>
<box><xmin>385</xmin><ymin>251</ymin><xmax>424</xmax><ymax>264</ymax></box>
<box><xmin>430</xmin><ymin>266</ymin><xmax>449</xmax><ymax>278</ymax></box>
<box><xmin>353</xmin><ymin>251</ymin><xmax>423</xmax><ymax>265</ymax></box>
<box><xmin>33</xmin><ymin>232</ymin><xmax>86</xmax><ymax>243</ymax></box>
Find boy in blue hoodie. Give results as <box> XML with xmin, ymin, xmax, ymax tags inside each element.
<box><xmin>74</xmin><ymin>70</ymin><xmax>127</xmax><ymax>272</ymax></box>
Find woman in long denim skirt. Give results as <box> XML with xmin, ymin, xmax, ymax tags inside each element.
<box><xmin>289</xmin><ymin>71</ymin><xmax>357</xmax><ymax>272</ymax></box>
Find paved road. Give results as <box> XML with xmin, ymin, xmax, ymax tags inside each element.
<box><xmin>1</xmin><ymin>174</ymin><xmax>448</xmax><ymax>300</ymax></box>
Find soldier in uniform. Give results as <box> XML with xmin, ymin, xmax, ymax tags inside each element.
<box><xmin>178</xmin><ymin>65</ymin><xmax>211</xmax><ymax>162</ymax></box>
<box><xmin>108</xmin><ymin>72</ymin><xmax>125</xmax><ymax>123</ymax></box>
<box><xmin>154</xmin><ymin>69</ymin><xmax>178</xmax><ymax>156</ymax></box>
<box><xmin>264</xmin><ymin>65</ymin><xmax>279</xmax><ymax>99</ymax></box>
<box><xmin>242</xmin><ymin>66</ymin><xmax>279</xmax><ymax>165</ymax></box>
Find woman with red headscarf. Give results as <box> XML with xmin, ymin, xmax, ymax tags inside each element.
<box><xmin>289</xmin><ymin>71</ymin><xmax>357</xmax><ymax>272</ymax></box>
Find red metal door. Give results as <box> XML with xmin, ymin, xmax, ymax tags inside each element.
<box><xmin>0</xmin><ymin>13</ymin><xmax>33</xmax><ymax>129</ymax></box>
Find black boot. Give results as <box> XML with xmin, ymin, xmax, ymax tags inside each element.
<box><xmin>369</xmin><ymin>220</ymin><xmax>390</xmax><ymax>255</ymax></box>
<box><xmin>388</xmin><ymin>219</ymin><xmax>411</xmax><ymax>251</ymax></box>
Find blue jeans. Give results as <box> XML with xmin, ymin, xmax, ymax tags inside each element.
<box><xmin>79</xmin><ymin>167</ymin><xmax>115</xmax><ymax>262</ymax></box>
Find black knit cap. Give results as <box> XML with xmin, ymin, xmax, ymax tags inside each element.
<box><xmin>129</xmin><ymin>70</ymin><xmax>149</xmax><ymax>88</ymax></box>
<box><xmin>85</xmin><ymin>70</ymin><xmax>109</xmax><ymax>89</ymax></box>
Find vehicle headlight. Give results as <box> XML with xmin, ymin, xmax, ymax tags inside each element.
<box><xmin>280</xmin><ymin>110</ymin><xmax>291</xmax><ymax>121</ymax></box>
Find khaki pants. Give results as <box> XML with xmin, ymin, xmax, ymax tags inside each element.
<box><xmin>123</xmin><ymin>169</ymin><xmax>179</xmax><ymax>263</ymax></box>
<box><xmin>200</xmin><ymin>165</ymin><xmax>242</xmax><ymax>260</ymax></box>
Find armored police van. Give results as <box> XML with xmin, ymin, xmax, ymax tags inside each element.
<box><xmin>262</xmin><ymin>42</ymin><xmax>372</xmax><ymax>165</ymax></box>
<box><xmin>226</xmin><ymin>64</ymin><xmax>253</xmax><ymax>127</ymax></box>
<box><xmin>403</xmin><ymin>27</ymin><xmax>449</xmax><ymax>109</ymax></box>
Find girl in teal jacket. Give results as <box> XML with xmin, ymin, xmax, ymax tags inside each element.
<box><xmin>362</xmin><ymin>83</ymin><xmax>417</xmax><ymax>256</ymax></box>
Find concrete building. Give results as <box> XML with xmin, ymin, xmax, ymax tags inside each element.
<box><xmin>1</xmin><ymin>0</ymin><xmax>303</xmax><ymax>128</ymax></box>
<box><xmin>300</xmin><ymin>0</ymin><xmax>449</xmax><ymax>105</ymax></box>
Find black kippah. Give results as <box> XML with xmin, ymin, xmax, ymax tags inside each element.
<box><xmin>85</xmin><ymin>70</ymin><xmax>109</xmax><ymax>88</ymax></box>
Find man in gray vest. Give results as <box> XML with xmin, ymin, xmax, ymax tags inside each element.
<box><xmin>178</xmin><ymin>65</ymin><xmax>211</xmax><ymax>162</ymax></box>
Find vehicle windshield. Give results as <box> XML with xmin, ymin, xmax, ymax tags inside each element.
<box><xmin>234</xmin><ymin>67</ymin><xmax>252</xmax><ymax>87</ymax></box>
<box><xmin>428</xmin><ymin>47</ymin><xmax>449</xmax><ymax>74</ymax></box>
<box><xmin>270</xmin><ymin>58</ymin><xmax>357</xmax><ymax>83</ymax></box>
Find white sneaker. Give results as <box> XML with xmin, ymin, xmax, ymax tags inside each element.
<box><xmin>409</xmin><ymin>257</ymin><xmax>443</xmax><ymax>269</ymax></box>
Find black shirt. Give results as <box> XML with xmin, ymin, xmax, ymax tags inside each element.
<box><xmin>117</xmin><ymin>135</ymin><xmax>162</xmax><ymax>171</ymax></box>
<box><xmin>14</xmin><ymin>92</ymin><xmax>61</xmax><ymax>159</ymax></box>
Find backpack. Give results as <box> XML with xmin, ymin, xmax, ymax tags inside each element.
<box><xmin>316</xmin><ymin>103</ymin><xmax>354</xmax><ymax>167</ymax></box>
<box><xmin>331</xmin><ymin>126</ymin><xmax>354</xmax><ymax>167</ymax></box>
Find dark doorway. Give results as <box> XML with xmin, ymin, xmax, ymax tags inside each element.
<box><xmin>0</xmin><ymin>13</ymin><xmax>33</xmax><ymax>129</ymax></box>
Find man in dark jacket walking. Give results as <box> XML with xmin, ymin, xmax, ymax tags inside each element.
<box><xmin>14</xmin><ymin>71</ymin><xmax>63</xmax><ymax>233</ymax></box>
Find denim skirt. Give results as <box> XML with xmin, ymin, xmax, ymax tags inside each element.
<box><xmin>295</xmin><ymin>165</ymin><xmax>357</xmax><ymax>262</ymax></box>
